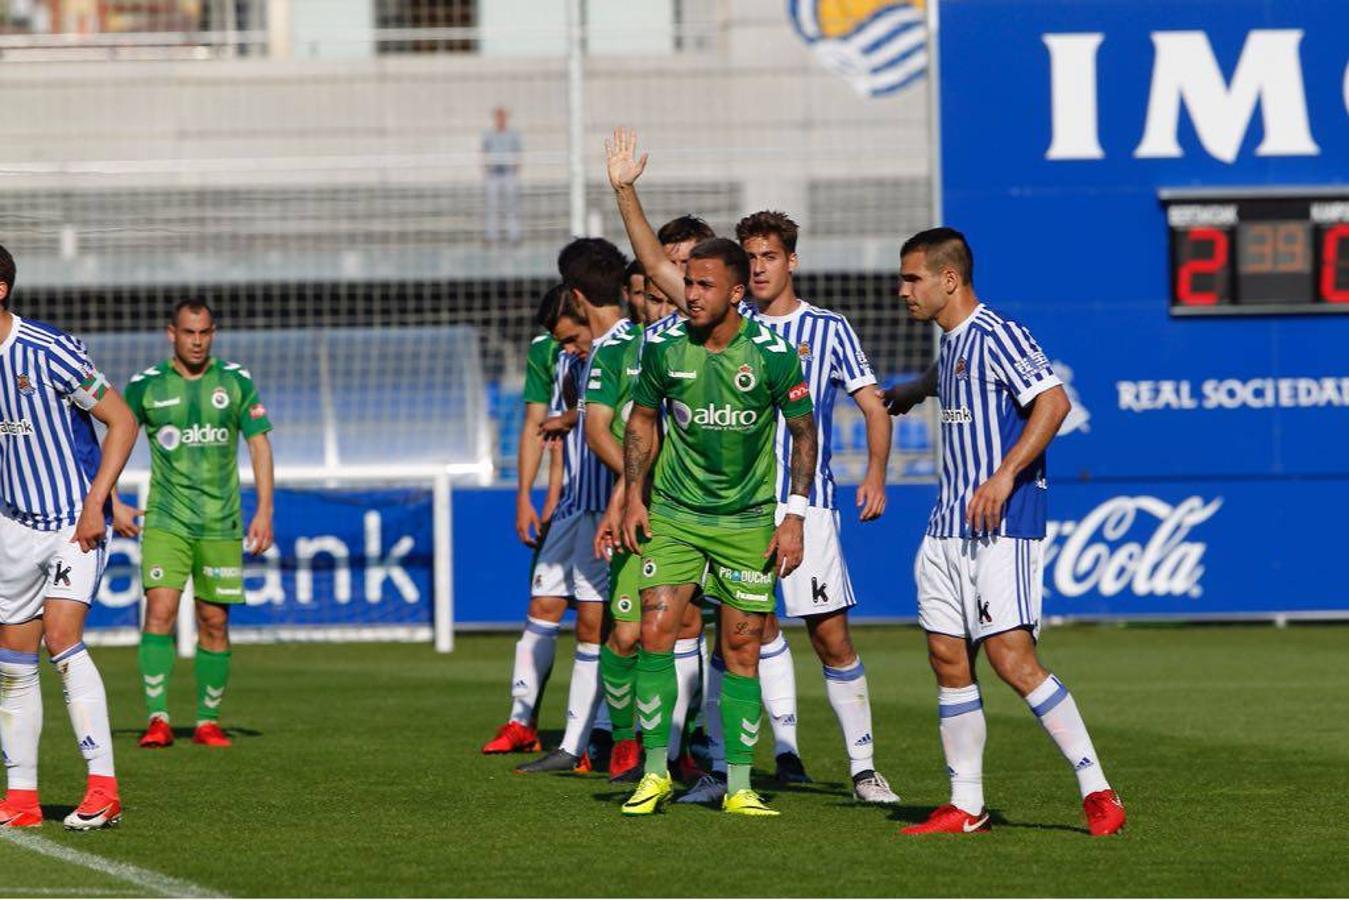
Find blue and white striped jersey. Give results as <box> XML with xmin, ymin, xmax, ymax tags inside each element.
<box><xmin>555</xmin><ymin>319</ymin><xmax>631</xmax><ymax>518</ymax></box>
<box><xmin>928</xmin><ymin>304</ymin><xmax>1061</xmax><ymax>540</ymax></box>
<box><xmin>0</xmin><ymin>315</ymin><xmax>110</xmax><ymax>531</ymax></box>
<box><xmin>757</xmin><ymin>301</ymin><xmax>876</xmax><ymax>509</ymax></box>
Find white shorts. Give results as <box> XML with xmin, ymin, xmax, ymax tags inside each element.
<box><xmin>915</xmin><ymin>534</ymin><xmax>1042</xmax><ymax>644</ymax></box>
<box><xmin>775</xmin><ymin>504</ymin><xmax>856</xmax><ymax>618</ymax></box>
<box><xmin>531</xmin><ymin>510</ymin><xmax>607</xmax><ymax>602</ymax></box>
<box><xmin>0</xmin><ymin>514</ymin><xmax>109</xmax><ymax>625</ymax></box>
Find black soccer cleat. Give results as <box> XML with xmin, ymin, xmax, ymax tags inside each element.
<box><xmin>774</xmin><ymin>752</ymin><xmax>812</xmax><ymax>785</ymax></box>
<box><xmin>513</xmin><ymin>748</ymin><xmax>581</xmax><ymax>775</ymax></box>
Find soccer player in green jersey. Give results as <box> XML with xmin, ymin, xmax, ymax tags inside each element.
<box><xmin>112</xmin><ymin>300</ymin><xmax>274</xmax><ymax>749</ymax></box>
<box><xmin>609</xmin><ymin>212</ymin><xmax>819</xmax><ymax>814</ymax></box>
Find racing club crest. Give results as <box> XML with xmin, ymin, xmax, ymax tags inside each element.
<box><xmin>734</xmin><ymin>364</ymin><xmax>757</xmax><ymax>392</ymax></box>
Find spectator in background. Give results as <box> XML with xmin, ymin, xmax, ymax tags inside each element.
<box><xmin>483</xmin><ymin>107</ymin><xmax>523</xmax><ymax>245</ymax></box>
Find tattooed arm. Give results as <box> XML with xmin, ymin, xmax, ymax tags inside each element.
<box><xmin>766</xmin><ymin>411</ymin><xmax>817</xmax><ymax>577</ymax></box>
<box><xmin>621</xmin><ymin>403</ymin><xmax>659</xmax><ymax>552</ymax></box>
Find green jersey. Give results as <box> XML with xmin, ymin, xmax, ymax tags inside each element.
<box><xmin>633</xmin><ymin>315</ymin><xmax>812</xmax><ymax>526</ymax></box>
<box><xmin>522</xmin><ymin>332</ymin><xmax>561</xmax><ymax>405</ymax></box>
<box><xmin>584</xmin><ymin>325</ymin><xmax>642</xmax><ymax>443</ymax></box>
<box><xmin>123</xmin><ymin>358</ymin><xmax>273</xmax><ymax>540</ymax></box>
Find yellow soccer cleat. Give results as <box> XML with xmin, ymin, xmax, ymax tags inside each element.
<box><xmin>621</xmin><ymin>772</ymin><xmax>674</xmax><ymax>816</ymax></box>
<box><xmin>722</xmin><ymin>788</ymin><xmax>780</xmax><ymax>817</ymax></box>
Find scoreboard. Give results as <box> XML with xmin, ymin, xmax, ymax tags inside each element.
<box><xmin>1164</xmin><ymin>189</ymin><xmax>1349</xmax><ymax>316</ymax></box>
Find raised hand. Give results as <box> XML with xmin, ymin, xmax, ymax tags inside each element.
<box><xmin>605</xmin><ymin>127</ymin><xmax>648</xmax><ymax>191</ymax></box>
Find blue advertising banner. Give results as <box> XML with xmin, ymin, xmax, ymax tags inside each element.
<box><xmin>937</xmin><ymin>0</ymin><xmax>1349</xmax><ymax>481</ymax></box>
<box><xmin>91</xmin><ymin>487</ymin><xmax>435</xmax><ymax>634</ymax></box>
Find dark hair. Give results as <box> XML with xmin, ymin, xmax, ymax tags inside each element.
<box><xmin>735</xmin><ymin>210</ymin><xmax>799</xmax><ymax>253</ymax></box>
<box><xmin>625</xmin><ymin>258</ymin><xmax>645</xmax><ymax>280</ymax></box>
<box><xmin>0</xmin><ymin>244</ymin><xmax>15</xmax><ymax>309</ymax></box>
<box><xmin>657</xmin><ymin>215</ymin><xmax>715</xmax><ymax>247</ymax></box>
<box><xmin>534</xmin><ymin>283</ymin><xmax>572</xmax><ymax>330</ymax></box>
<box><xmin>172</xmin><ymin>298</ymin><xmax>216</xmax><ymax>325</ymax></box>
<box><xmin>901</xmin><ymin>227</ymin><xmax>974</xmax><ymax>287</ymax></box>
<box><xmin>687</xmin><ymin>237</ymin><xmax>749</xmax><ymax>289</ymax></box>
<box><xmin>557</xmin><ymin>237</ymin><xmax>627</xmax><ymax>308</ymax></box>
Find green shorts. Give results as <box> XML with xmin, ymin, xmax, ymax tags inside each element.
<box><xmin>142</xmin><ymin>527</ymin><xmax>245</xmax><ymax>605</ymax></box>
<box><xmin>638</xmin><ymin>511</ymin><xmax>777</xmax><ymax>614</ymax></box>
<box><xmin>609</xmin><ymin>550</ymin><xmax>641</xmax><ymax>623</ymax></box>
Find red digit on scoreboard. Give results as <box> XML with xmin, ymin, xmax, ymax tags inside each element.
<box><xmin>1320</xmin><ymin>224</ymin><xmax>1349</xmax><ymax>303</ymax></box>
<box><xmin>1176</xmin><ymin>227</ymin><xmax>1229</xmax><ymax>305</ymax></box>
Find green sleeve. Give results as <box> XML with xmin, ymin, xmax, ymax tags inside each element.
<box><xmin>522</xmin><ymin>334</ymin><xmax>559</xmax><ymax>405</ymax></box>
<box><xmin>122</xmin><ymin>375</ymin><xmax>147</xmax><ymax>425</ymax></box>
<box><xmin>234</xmin><ymin>370</ymin><xmax>274</xmax><ymax>438</ymax></box>
<box><xmin>585</xmin><ymin>341</ymin><xmax>621</xmax><ymax>410</ymax></box>
<box><xmin>767</xmin><ymin>344</ymin><xmax>813</xmax><ymax>419</ymax></box>
<box><xmin>631</xmin><ymin>339</ymin><xmax>667</xmax><ymax>410</ymax></box>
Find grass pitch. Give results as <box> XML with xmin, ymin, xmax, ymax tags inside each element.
<box><xmin>1</xmin><ymin>624</ymin><xmax>1345</xmax><ymax>897</ymax></box>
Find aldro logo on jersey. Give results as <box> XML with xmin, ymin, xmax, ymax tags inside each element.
<box><xmin>670</xmin><ymin>400</ymin><xmax>759</xmax><ymax>431</ymax></box>
<box><xmin>157</xmin><ymin>423</ymin><xmax>231</xmax><ymax>451</ymax></box>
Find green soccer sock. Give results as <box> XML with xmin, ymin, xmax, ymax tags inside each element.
<box><xmin>194</xmin><ymin>646</ymin><xmax>232</xmax><ymax>723</ymax></box>
<box><xmin>721</xmin><ymin>670</ymin><xmax>763</xmax><ymax>794</ymax></box>
<box><xmin>138</xmin><ymin>632</ymin><xmax>175</xmax><ymax>720</ymax></box>
<box><xmin>601</xmin><ymin>645</ymin><xmax>638</xmax><ymax>741</ymax></box>
<box><xmin>636</xmin><ymin>648</ymin><xmax>677</xmax><ymax>776</ymax></box>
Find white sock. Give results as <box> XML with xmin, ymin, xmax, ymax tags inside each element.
<box><xmin>0</xmin><ymin>650</ymin><xmax>42</xmax><ymax>792</ymax></box>
<box><xmin>667</xmin><ymin>636</ymin><xmax>702</xmax><ymax>763</ymax></box>
<box><xmin>1025</xmin><ymin>674</ymin><xmax>1110</xmax><ymax>797</ymax></box>
<box><xmin>694</xmin><ymin>636</ymin><xmax>711</xmax><ymax>728</ymax></box>
<box><xmin>509</xmin><ymin>616</ymin><xmax>560</xmax><ymax>725</ymax></box>
<box><xmin>823</xmin><ymin>656</ymin><xmax>875</xmax><ymax>776</ymax></box>
<box><xmin>51</xmin><ymin>643</ymin><xmax>115</xmax><ymax>778</ymax></box>
<box><xmin>559</xmin><ymin>642</ymin><xmax>601</xmax><ymax>757</ymax></box>
<box><xmin>706</xmin><ymin>653</ymin><xmax>725</xmax><ymax>775</ymax></box>
<box><xmin>759</xmin><ymin>633</ymin><xmax>799</xmax><ymax>756</ymax></box>
<box><xmin>939</xmin><ymin>684</ymin><xmax>986</xmax><ymax>815</ymax></box>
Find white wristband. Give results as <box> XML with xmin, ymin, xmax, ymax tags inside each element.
<box><xmin>786</xmin><ymin>494</ymin><xmax>809</xmax><ymax>518</ymax></box>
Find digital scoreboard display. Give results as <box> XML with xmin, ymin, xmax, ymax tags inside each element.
<box><xmin>1162</xmin><ymin>189</ymin><xmax>1349</xmax><ymax>316</ymax></box>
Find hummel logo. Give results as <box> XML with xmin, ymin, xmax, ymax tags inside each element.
<box><xmin>1074</xmin><ymin>756</ymin><xmax>1095</xmax><ymax>771</ymax></box>
<box><xmin>739</xmin><ymin>716</ymin><xmax>761</xmax><ymax>747</ymax></box>
<box><xmin>149</xmin><ymin>397</ymin><xmax>181</xmax><ymax>408</ymax></box>
<box><xmin>638</xmin><ymin>713</ymin><xmax>662</xmax><ymax>730</ymax></box>
<box><xmin>78</xmin><ymin>735</ymin><xmax>98</xmax><ymax>752</ymax></box>
<box><xmin>603</xmin><ymin>680</ymin><xmax>632</xmax><ymax>709</ymax></box>
<box><xmin>203</xmin><ymin>686</ymin><xmax>224</xmax><ymax>709</ymax></box>
<box><xmin>144</xmin><ymin>674</ymin><xmax>166</xmax><ymax>686</ymax></box>
<box><xmin>963</xmin><ymin>813</ymin><xmax>990</xmax><ymax>833</ymax></box>
<box><xmin>636</xmin><ymin>696</ymin><xmax>661</xmax><ymax>714</ymax></box>
<box><xmin>145</xmin><ymin>686</ymin><xmax>165</xmax><ymax>698</ymax></box>
<box><xmin>668</xmin><ymin>370</ymin><xmax>698</xmax><ymax>380</ymax></box>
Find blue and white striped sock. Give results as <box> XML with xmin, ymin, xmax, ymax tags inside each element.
<box><xmin>0</xmin><ymin>649</ymin><xmax>42</xmax><ymax>791</ymax></box>
<box><xmin>1025</xmin><ymin>674</ymin><xmax>1110</xmax><ymax>798</ymax></box>
<box><xmin>509</xmin><ymin>616</ymin><xmax>560</xmax><ymax>725</ymax></box>
<box><xmin>823</xmin><ymin>657</ymin><xmax>875</xmax><ymax>776</ymax></box>
<box><xmin>939</xmin><ymin>684</ymin><xmax>986</xmax><ymax>815</ymax></box>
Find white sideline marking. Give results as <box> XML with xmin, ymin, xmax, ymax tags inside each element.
<box><xmin>0</xmin><ymin>830</ymin><xmax>222</xmax><ymax>897</ymax></box>
<box><xmin>0</xmin><ymin>887</ymin><xmax>140</xmax><ymax>895</ymax></box>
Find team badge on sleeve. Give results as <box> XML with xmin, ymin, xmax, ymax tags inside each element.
<box><xmin>1013</xmin><ymin>352</ymin><xmax>1051</xmax><ymax>377</ymax></box>
<box><xmin>788</xmin><ymin>382</ymin><xmax>810</xmax><ymax>402</ymax></box>
<box><xmin>249</xmin><ymin>403</ymin><xmax>268</xmax><ymax>420</ymax></box>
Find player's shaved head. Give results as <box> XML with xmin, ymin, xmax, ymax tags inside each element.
<box><xmin>657</xmin><ymin>215</ymin><xmax>715</xmax><ymax>247</ymax></box>
<box><xmin>0</xmin><ymin>244</ymin><xmax>15</xmax><ymax>309</ymax></box>
<box><xmin>557</xmin><ymin>237</ymin><xmax>627</xmax><ymax>308</ymax></box>
<box><xmin>901</xmin><ymin>227</ymin><xmax>974</xmax><ymax>287</ymax></box>
<box><xmin>172</xmin><ymin>298</ymin><xmax>216</xmax><ymax>327</ymax></box>
<box><xmin>688</xmin><ymin>238</ymin><xmax>749</xmax><ymax>289</ymax></box>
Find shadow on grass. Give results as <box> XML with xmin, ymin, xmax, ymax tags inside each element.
<box><xmin>39</xmin><ymin>804</ymin><xmax>76</xmax><ymax>820</ymax></box>
<box><xmin>111</xmin><ymin>725</ymin><xmax>262</xmax><ymax>740</ymax></box>
<box><xmin>881</xmin><ymin>805</ymin><xmax>1088</xmax><ymax>835</ymax></box>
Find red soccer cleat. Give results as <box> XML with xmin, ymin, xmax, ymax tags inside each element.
<box><xmin>138</xmin><ymin>717</ymin><xmax>174</xmax><ymax>749</ymax></box>
<box><xmin>901</xmin><ymin>804</ymin><xmax>991</xmax><ymax>835</ymax></box>
<box><xmin>0</xmin><ymin>790</ymin><xmax>42</xmax><ymax>828</ymax></box>
<box><xmin>608</xmin><ymin>738</ymin><xmax>641</xmax><ymax>780</ymax></box>
<box><xmin>64</xmin><ymin>777</ymin><xmax>121</xmax><ymax>831</ymax></box>
<box><xmin>673</xmin><ymin>752</ymin><xmax>708</xmax><ymax>786</ymax></box>
<box><xmin>481</xmin><ymin>721</ymin><xmax>542</xmax><ymax>755</ymax></box>
<box><xmin>1083</xmin><ymin>789</ymin><xmax>1126</xmax><ymax>836</ymax></box>
<box><xmin>573</xmin><ymin>751</ymin><xmax>593</xmax><ymax>774</ymax></box>
<box><xmin>193</xmin><ymin>722</ymin><xmax>232</xmax><ymax>747</ymax></box>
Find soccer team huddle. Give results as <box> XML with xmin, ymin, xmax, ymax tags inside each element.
<box><xmin>481</xmin><ymin>129</ymin><xmax>1128</xmax><ymax>833</ymax></box>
